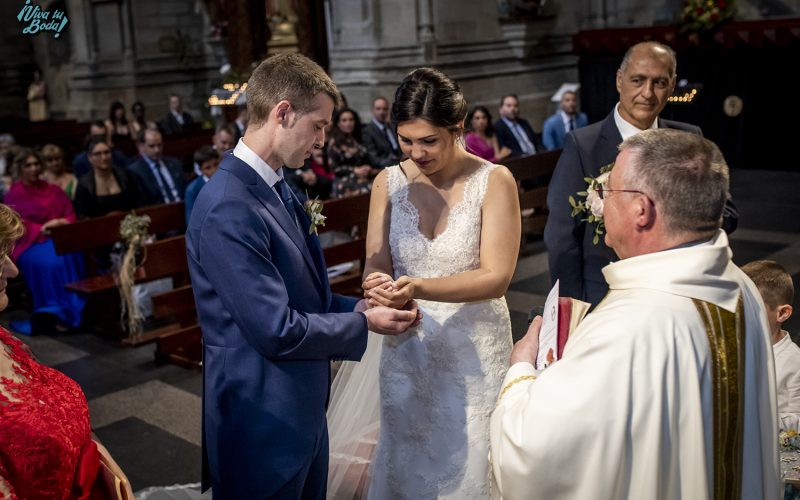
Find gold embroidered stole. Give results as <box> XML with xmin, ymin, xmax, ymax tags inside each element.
<box><xmin>693</xmin><ymin>297</ymin><xmax>745</xmax><ymax>500</ymax></box>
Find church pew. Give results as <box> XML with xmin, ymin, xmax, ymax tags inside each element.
<box><xmin>319</xmin><ymin>192</ymin><xmax>371</xmax><ymax>297</ymax></box>
<box><xmin>50</xmin><ymin>202</ymin><xmax>185</xmax><ymax>275</ymax></box>
<box><xmin>504</xmin><ymin>150</ymin><xmax>562</xmax><ymax>237</ymax></box>
<box><xmin>152</xmin><ymin>285</ymin><xmax>201</xmax><ymax>368</ymax></box>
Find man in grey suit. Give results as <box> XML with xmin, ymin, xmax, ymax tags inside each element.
<box><xmin>361</xmin><ymin>96</ymin><xmax>401</xmax><ymax>168</ymax></box>
<box><xmin>544</xmin><ymin>41</ymin><xmax>737</xmax><ymax>305</ymax></box>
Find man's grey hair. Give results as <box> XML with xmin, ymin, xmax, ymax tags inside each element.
<box><xmin>619</xmin><ymin>41</ymin><xmax>678</xmax><ymax>79</ymax></box>
<box><xmin>620</xmin><ymin>129</ymin><xmax>729</xmax><ymax>237</ymax></box>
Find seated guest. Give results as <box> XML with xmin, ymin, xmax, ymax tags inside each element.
<box><xmin>185</xmin><ymin>146</ymin><xmax>220</xmax><ymax>222</ymax></box>
<box><xmin>0</xmin><ymin>134</ymin><xmax>16</xmax><ymax>196</ymax></box>
<box><xmin>72</xmin><ymin>122</ymin><xmax>130</xmax><ymax>178</ymax></box>
<box><xmin>328</xmin><ymin>108</ymin><xmax>373</xmax><ymax>198</ymax></box>
<box><xmin>465</xmin><ymin>105</ymin><xmax>510</xmax><ymax>163</ymax></box>
<box><xmin>40</xmin><ymin>144</ymin><xmax>77</xmax><ymax>200</ymax></box>
<box><xmin>4</xmin><ymin>148</ymin><xmax>85</xmax><ymax>333</ymax></box>
<box><xmin>130</xmin><ymin>100</ymin><xmax>157</xmax><ymax>138</ymax></box>
<box><xmin>362</xmin><ymin>96</ymin><xmax>401</xmax><ymax>168</ymax></box>
<box><xmin>743</xmin><ymin>260</ymin><xmax>799</xmax><ymax>431</ymax></box>
<box><xmin>542</xmin><ymin>90</ymin><xmax>589</xmax><ymax>150</ymax></box>
<box><xmin>74</xmin><ymin>138</ymin><xmax>142</xmax><ymax>218</ymax></box>
<box><xmin>494</xmin><ymin>94</ymin><xmax>543</xmax><ymax>157</ymax></box>
<box><xmin>0</xmin><ymin>203</ymin><xmax>133</xmax><ymax>498</ymax></box>
<box><xmin>285</xmin><ymin>148</ymin><xmax>333</xmax><ymax>201</ymax></box>
<box><xmin>212</xmin><ymin>123</ymin><xmax>236</xmax><ymax>154</ymax></box>
<box><xmin>104</xmin><ymin>100</ymin><xmax>132</xmax><ymax>143</ymax></box>
<box><xmin>159</xmin><ymin>94</ymin><xmax>195</xmax><ymax>136</ymax></box>
<box><xmin>129</xmin><ymin>128</ymin><xmax>185</xmax><ymax>206</ymax></box>
<box><xmin>233</xmin><ymin>105</ymin><xmax>247</xmax><ymax>142</ymax></box>
<box><xmin>490</xmin><ymin>129</ymin><xmax>778</xmax><ymax>500</ymax></box>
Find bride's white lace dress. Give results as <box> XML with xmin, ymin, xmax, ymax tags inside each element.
<box><xmin>366</xmin><ymin>163</ymin><xmax>513</xmax><ymax>499</ymax></box>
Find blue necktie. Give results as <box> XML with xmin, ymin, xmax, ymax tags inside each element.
<box><xmin>153</xmin><ymin>161</ymin><xmax>175</xmax><ymax>203</ymax></box>
<box><xmin>275</xmin><ymin>179</ymin><xmax>303</xmax><ymax>234</ymax></box>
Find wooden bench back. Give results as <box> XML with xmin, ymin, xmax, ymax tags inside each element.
<box><xmin>318</xmin><ymin>192</ymin><xmax>371</xmax><ymax>296</ymax></box>
<box><xmin>51</xmin><ymin>202</ymin><xmax>186</xmax><ymax>257</ymax></box>
<box><xmin>504</xmin><ymin>150</ymin><xmax>562</xmax><ymax>233</ymax></box>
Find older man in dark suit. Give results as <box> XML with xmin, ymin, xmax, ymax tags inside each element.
<box><xmin>362</xmin><ymin>96</ymin><xmax>401</xmax><ymax>168</ymax></box>
<box><xmin>494</xmin><ymin>94</ymin><xmax>544</xmax><ymax>158</ymax></box>
<box><xmin>544</xmin><ymin>41</ymin><xmax>738</xmax><ymax>305</ymax></box>
<box><xmin>129</xmin><ymin>128</ymin><xmax>186</xmax><ymax>205</ymax></box>
<box><xmin>159</xmin><ymin>94</ymin><xmax>195</xmax><ymax>136</ymax></box>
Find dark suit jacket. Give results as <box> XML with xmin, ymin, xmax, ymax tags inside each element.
<box><xmin>158</xmin><ymin>111</ymin><xmax>195</xmax><ymax>136</ymax></box>
<box><xmin>361</xmin><ymin>120</ymin><xmax>401</xmax><ymax>168</ymax></box>
<box><xmin>543</xmin><ymin>111</ymin><xmax>738</xmax><ymax>305</ymax></box>
<box><xmin>542</xmin><ymin>111</ymin><xmax>589</xmax><ymax>150</ymax></box>
<box><xmin>186</xmin><ymin>152</ymin><xmax>367</xmax><ymax>497</ymax></box>
<box><xmin>494</xmin><ymin>117</ymin><xmax>544</xmax><ymax>157</ymax></box>
<box><xmin>128</xmin><ymin>156</ymin><xmax>186</xmax><ymax>206</ymax></box>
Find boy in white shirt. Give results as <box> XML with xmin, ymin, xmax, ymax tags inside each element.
<box><xmin>743</xmin><ymin>260</ymin><xmax>798</xmax><ymax>431</ymax></box>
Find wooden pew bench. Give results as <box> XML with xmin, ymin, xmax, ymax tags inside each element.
<box><xmin>504</xmin><ymin>150</ymin><xmax>562</xmax><ymax>248</ymax></box>
<box><xmin>50</xmin><ymin>203</ymin><xmax>186</xmax><ymax>337</ymax></box>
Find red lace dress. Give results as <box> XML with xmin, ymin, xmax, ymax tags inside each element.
<box><xmin>0</xmin><ymin>326</ymin><xmax>102</xmax><ymax>499</ymax></box>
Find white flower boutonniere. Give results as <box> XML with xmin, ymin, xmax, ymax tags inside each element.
<box><xmin>568</xmin><ymin>163</ymin><xmax>613</xmax><ymax>245</ymax></box>
<box><xmin>304</xmin><ymin>196</ymin><xmax>326</xmax><ymax>235</ymax></box>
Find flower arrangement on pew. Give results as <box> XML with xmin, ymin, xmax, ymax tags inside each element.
<box><xmin>117</xmin><ymin>212</ymin><xmax>151</xmax><ymax>338</ymax></box>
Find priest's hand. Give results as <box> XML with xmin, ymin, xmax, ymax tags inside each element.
<box><xmin>510</xmin><ymin>315</ymin><xmax>541</xmax><ymax>366</ymax></box>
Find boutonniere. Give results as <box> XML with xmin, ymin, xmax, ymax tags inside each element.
<box><xmin>568</xmin><ymin>163</ymin><xmax>613</xmax><ymax>245</ymax></box>
<box><xmin>304</xmin><ymin>195</ymin><xmax>326</xmax><ymax>235</ymax></box>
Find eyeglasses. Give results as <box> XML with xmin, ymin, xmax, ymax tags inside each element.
<box><xmin>24</xmin><ymin>161</ymin><xmax>41</xmax><ymax>167</ymax></box>
<box><xmin>91</xmin><ymin>150</ymin><xmax>112</xmax><ymax>157</ymax></box>
<box><xmin>596</xmin><ymin>186</ymin><xmax>647</xmax><ymax>200</ymax></box>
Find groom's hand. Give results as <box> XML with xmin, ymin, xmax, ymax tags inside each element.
<box><xmin>363</xmin><ymin>303</ymin><xmax>420</xmax><ymax>335</ymax></box>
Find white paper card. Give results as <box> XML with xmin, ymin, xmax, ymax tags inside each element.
<box><xmin>536</xmin><ymin>279</ymin><xmax>560</xmax><ymax>369</ymax></box>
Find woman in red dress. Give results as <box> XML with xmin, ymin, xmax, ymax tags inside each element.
<box><xmin>0</xmin><ymin>204</ymin><xmax>133</xmax><ymax>499</ymax></box>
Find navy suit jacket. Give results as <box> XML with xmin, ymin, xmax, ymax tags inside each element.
<box><xmin>494</xmin><ymin>117</ymin><xmax>544</xmax><ymax>157</ymax></box>
<box><xmin>186</xmin><ymin>152</ymin><xmax>368</xmax><ymax>498</ymax></box>
<box><xmin>543</xmin><ymin>111</ymin><xmax>738</xmax><ymax>306</ymax></box>
<box><xmin>542</xmin><ymin>111</ymin><xmax>589</xmax><ymax>150</ymax></box>
<box><xmin>128</xmin><ymin>156</ymin><xmax>186</xmax><ymax>206</ymax></box>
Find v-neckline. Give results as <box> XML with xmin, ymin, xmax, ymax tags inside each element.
<box><xmin>400</xmin><ymin>163</ymin><xmax>486</xmax><ymax>243</ymax></box>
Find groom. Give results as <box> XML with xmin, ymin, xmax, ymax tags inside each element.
<box><xmin>187</xmin><ymin>53</ymin><xmax>419</xmax><ymax>499</ymax></box>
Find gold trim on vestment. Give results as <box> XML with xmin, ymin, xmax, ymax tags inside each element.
<box><xmin>693</xmin><ymin>297</ymin><xmax>745</xmax><ymax>500</ymax></box>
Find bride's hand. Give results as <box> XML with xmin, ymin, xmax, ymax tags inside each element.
<box><xmin>368</xmin><ymin>276</ymin><xmax>415</xmax><ymax>309</ymax></box>
<box><xmin>362</xmin><ymin>272</ymin><xmax>394</xmax><ymax>296</ymax></box>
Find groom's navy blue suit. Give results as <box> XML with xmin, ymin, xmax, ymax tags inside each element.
<box><xmin>187</xmin><ymin>152</ymin><xmax>368</xmax><ymax>498</ymax></box>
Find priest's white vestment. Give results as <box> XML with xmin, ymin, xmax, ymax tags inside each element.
<box><xmin>490</xmin><ymin>231</ymin><xmax>780</xmax><ymax>500</ymax></box>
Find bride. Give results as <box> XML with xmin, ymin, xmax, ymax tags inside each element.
<box><xmin>327</xmin><ymin>67</ymin><xmax>521</xmax><ymax>498</ymax></box>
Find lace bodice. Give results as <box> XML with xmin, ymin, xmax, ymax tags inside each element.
<box><xmin>387</xmin><ymin>163</ymin><xmax>495</xmax><ymax>279</ymax></box>
<box><xmin>0</xmin><ymin>327</ymin><xmax>92</xmax><ymax>499</ymax></box>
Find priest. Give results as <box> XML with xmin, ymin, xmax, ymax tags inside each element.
<box><xmin>490</xmin><ymin>129</ymin><xmax>779</xmax><ymax>500</ymax></box>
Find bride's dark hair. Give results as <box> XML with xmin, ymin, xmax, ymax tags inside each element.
<box><xmin>391</xmin><ymin>68</ymin><xmax>468</xmax><ymax>131</ymax></box>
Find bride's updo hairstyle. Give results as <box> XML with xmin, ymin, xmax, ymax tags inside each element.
<box><xmin>391</xmin><ymin>68</ymin><xmax>468</xmax><ymax>133</ymax></box>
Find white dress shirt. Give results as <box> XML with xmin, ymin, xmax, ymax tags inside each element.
<box><xmin>233</xmin><ymin>139</ymin><xmax>287</xmax><ymax>203</ymax></box>
<box><xmin>613</xmin><ymin>102</ymin><xmax>659</xmax><ymax>141</ymax></box>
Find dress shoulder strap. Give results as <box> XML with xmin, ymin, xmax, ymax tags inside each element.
<box><xmin>468</xmin><ymin>163</ymin><xmax>498</xmax><ymax>208</ymax></box>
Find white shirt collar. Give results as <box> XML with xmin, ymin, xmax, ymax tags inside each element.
<box><xmin>613</xmin><ymin>102</ymin><xmax>658</xmax><ymax>141</ymax></box>
<box><xmin>560</xmin><ymin>110</ymin><xmax>576</xmax><ymax>129</ymax></box>
<box><xmin>233</xmin><ymin>138</ymin><xmax>283</xmax><ymax>187</ymax></box>
<box><xmin>372</xmin><ymin>118</ymin><xmax>386</xmax><ymax>131</ymax></box>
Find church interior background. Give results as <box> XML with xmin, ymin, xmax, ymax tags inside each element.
<box><xmin>1</xmin><ymin>0</ymin><xmax>799</xmax><ymax>493</ymax></box>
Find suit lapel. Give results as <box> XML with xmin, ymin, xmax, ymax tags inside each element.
<box><xmin>590</xmin><ymin>113</ymin><xmax>624</xmax><ymax>176</ymax></box>
<box><xmin>222</xmin><ymin>156</ymin><xmax>324</xmax><ymax>290</ymax></box>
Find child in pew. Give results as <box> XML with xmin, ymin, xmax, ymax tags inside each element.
<box><xmin>742</xmin><ymin>260</ymin><xmax>799</xmax><ymax>431</ymax></box>
<box><xmin>184</xmin><ymin>146</ymin><xmax>220</xmax><ymax>223</ymax></box>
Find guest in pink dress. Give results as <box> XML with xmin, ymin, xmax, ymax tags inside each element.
<box><xmin>465</xmin><ymin>106</ymin><xmax>511</xmax><ymax>163</ymax></box>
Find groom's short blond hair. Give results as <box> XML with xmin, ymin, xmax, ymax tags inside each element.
<box><xmin>246</xmin><ymin>53</ymin><xmax>340</xmax><ymax>128</ymax></box>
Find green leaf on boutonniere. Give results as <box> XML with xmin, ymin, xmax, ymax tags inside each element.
<box><xmin>568</xmin><ymin>195</ymin><xmax>576</xmax><ymax>207</ymax></box>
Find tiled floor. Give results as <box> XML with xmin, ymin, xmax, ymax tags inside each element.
<box><xmin>2</xmin><ymin>168</ymin><xmax>798</xmax><ymax>492</ymax></box>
